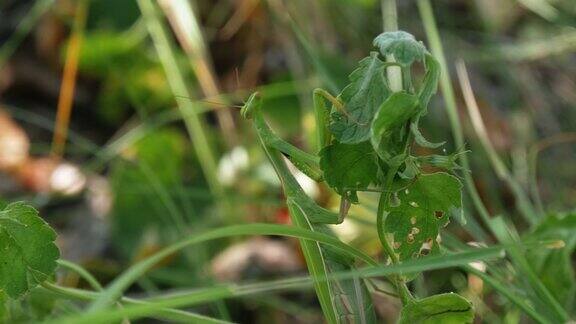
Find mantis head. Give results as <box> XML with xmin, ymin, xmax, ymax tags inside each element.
<box><xmin>241</xmin><ymin>92</ymin><xmax>262</xmax><ymax>120</ymax></box>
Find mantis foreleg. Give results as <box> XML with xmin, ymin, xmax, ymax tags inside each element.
<box><xmin>313</xmin><ymin>88</ymin><xmax>355</xmax><ymax>222</ymax></box>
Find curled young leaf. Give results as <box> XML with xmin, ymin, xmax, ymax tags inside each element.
<box><xmin>373</xmin><ymin>31</ymin><xmax>427</xmax><ymax>66</ymax></box>
<box><xmin>399</xmin><ymin>293</ymin><xmax>474</xmax><ymax>324</ymax></box>
<box><xmin>417</xmin><ymin>54</ymin><xmax>441</xmax><ymax>113</ymax></box>
<box><xmin>330</xmin><ymin>52</ymin><xmax>390</xmax><ymax>144</ymax></box>
<box><xmin>0</xmin><ymin>202</ymin><xmax>59</xmax><ymax>298</ymax></box>
<box><xmin>370</xmin><ymin>92</ymin><xmax>419</xmax><ymax>165</ymax></box>
<box><xmin>410</xmin><ymin>121</ymin><xmax>445</xmax><ymax>149</ymax></box>
<box><xmin>319</xmin><ymin>141</ymin><xmax>379</xmax><ymax>203</ymax></box>
<box><xmin>385</xmin><ymin>173</ymin><xmax>462</xmax><ymax>261</ymax></box>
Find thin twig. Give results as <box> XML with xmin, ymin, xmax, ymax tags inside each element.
<box><xmin>159</xmin><ymin>0</ymin><xmax>237</xmax><ymax>147</ymax></box>
<box><xmin>137</xmin><ymin>0</ymin><xmax>228</xmax><ymax>207</ymax></box>
<box><xmin>51</xmin><ymin>0</ymin><xmax>88</xmax><ymax>158</ymax></box>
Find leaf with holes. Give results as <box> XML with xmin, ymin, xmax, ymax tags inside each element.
<box><xmin>399</xmin><ymin>293</ymin><xmax>474</xmax><ymax>324</ymax></box>
<box><xmin>0</xmin><ymin>202</ymin><xmax>59</xmax><ymax>298</ymax></box>
<box><xmin>373</xmin><ymin>31</ymin><xmax>427</xmax><ymax>66</ymax></box>
<box><xmin>385</xmin><ymin>173</ymin><xmax>462</xmax><ymax>261</ymax></box>
<box><xmin>330</xmin><ymin>52</ymin><xmax>390</xmax><ymax>144</ymax></box>
<box><xmin>320</xmin><ymin>141</ymin><xmax>380</xmax><ymax>203</ymax></box>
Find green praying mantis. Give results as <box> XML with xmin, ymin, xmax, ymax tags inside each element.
<box><xmin>241</xmin><ymin>91</ymin><xmax>375</xmax><ymax>323</ymax></box>
<box><xmin>241</xmin><ymin>31</ymin><xmax>472</xmax><ymax>323</ymax></box>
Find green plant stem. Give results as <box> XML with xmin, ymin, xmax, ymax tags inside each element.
<box><xmin>57</xmin><ymin>260</ymin><xmax>103</xmax><ymax>291</ymax></box>
<box><xmin>401</xmin><ymin>66</ymin><xmax>413</xmax><ymax>92</ymax></box>
<box><xmin>381</xmin><ymin>0</ymin><xmax>398</xmax><ymax>32</ymax></box>
<box><xmin>376</xmin><ymin>165</ymin><xmax>414</xmax><ymax>305</ymax></box>
<box><xmin>382</xmin><ymin>0</ymin><xmax>403</xmax><ymax>92</ymax></box>
<box><xmin>378</xmin><ymin>0</ymin><xmax>416</xmax><ymax>306</ymax></box>
<box><xmin>137</xmin><ymin>0</ymin><xmax>227</xmax><ymax>209</ymax></box>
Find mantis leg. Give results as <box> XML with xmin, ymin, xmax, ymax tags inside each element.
<box><xmin>242</xmin><ymin>93</ymin><xmax>342</xmax><ymax>225</ymax></box>
<box><xmin>314</xmin><ymin>88</ymin><xmax>355</xmax><ymax>223</ymax></box>
<box><xmin>266</xmin><ymin>131</ymin><xmax>323</xmax><ymax>182</ymax></box>
<box><xmin>243</xmin><ymin>93</ymin><xmax>324</xmax><ymax>181</ymax></box>
<box><xmin>245</xmin><ymin>89</ymin><xmax>340</xmax><ymax>184</ymax></box>
<box><xmin>313</xmin><ymin>88</ymin><xmax>337</xmax><ymax>152</ymax></box>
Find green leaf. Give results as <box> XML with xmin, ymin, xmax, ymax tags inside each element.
<box><xmin>528</xmin><ymin>212</ymin><xmax>576</xmax><ymax>309</ymax></box>
<box><xmin>373</xmin><ymin>31</ymin><xmax>427</xmax><ymax>66</ymax></box>
<box><xmin>330</xmin><ymin>52</ymin><xmax>390</xmax><ymax>144</ymax></box>
<box><xmin>399</xmin><ymin>293</ymin><xmax>474</xmax><ymax>324</ymax></box>
<box><xmin>319</xmin><ymin>141</ymin><xmax>379</xmax><ymax>202</ymax></box>
<box><xmin>370</xmin><ymin>91</ymin><xmax>419</xmax><ymax>164</ymax></box>
<box><xmin>0</xmin><ymin>202</ymin><xmax>59</xmax><ymax>299</ymax></box>
<box><xmin>0</xmin><ymin>291</ymin><xmax>6</xmax><ymax>321</ymax></box>
<box><xmin>385</xmin><ymin>173</ymin><xmax>462</xmax><ymax>261</ymax></box>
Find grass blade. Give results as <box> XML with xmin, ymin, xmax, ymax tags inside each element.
<box><xmin>87</xmin><ymin>223</ymin><xmax>377</xmax><ymax>311</ymax></box>
<box><xmin>137</xmin><ymin>0</ymin><xmax>226</xmax><ymax>204</ymax></box>
<box><xmin>57</xmin><ymin>243</ymin><xmax>504</xmax><ymax>324</ymax></box>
